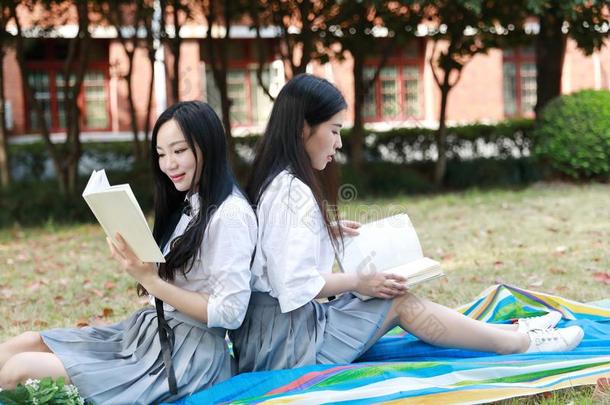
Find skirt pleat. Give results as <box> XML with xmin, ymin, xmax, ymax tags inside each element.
<box><xmin>230</xmin><ymin>292</ymin><xmax>392</xmax><ymax>373</ymax></box>
<box><xmin>41</xmin><ymin>306</ymin><xmax>232</xmax><ymax>405</ymax></box>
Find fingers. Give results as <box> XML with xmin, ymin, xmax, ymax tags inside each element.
<box><xmin>107</xmin><ymin>237</ymin><xmax>125</xmax><ymax>261</ymax></box>
<box><xmin>114</xmin><ymin>233</ymin><xmax>140</xmax><ymax>260</ymax></box>
<box><xmin>342</xmin><ymin>227</ymin><xmax>360</xmax><ymax>236</ymax></box>
<box><xmin>385</xmin><ymin>273</ymin><xmax>408</xmax><ymax>283</ymax></box>
<box><xmin>338</xmin><ymin>220</ymin><xmax>361</xmax><ymax>236</ymax></box>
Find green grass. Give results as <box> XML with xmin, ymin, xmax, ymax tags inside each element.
<box><xmin>1</xmin><ymin>181</ymin><xmax>609</xmax><ymax>403</ymax></box>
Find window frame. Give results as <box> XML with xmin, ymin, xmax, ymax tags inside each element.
<box><xmin>503</xmin><ymin>47</ymin><xmax>537</xmax><ymax>118</ymax></box>
<box><xmin>201</xmin><ymin>39</ymin><xmax>277</xmax><ymax>128</ymax></box>
<box><xmin>363</xmin><ymin>40</ymin><xmax>425</xmax><ymax>123</ymax></box>
<box><xmin>24</xmin><ymin>61</ymin><xmax>112</xmax><ymax>133</ymax></box>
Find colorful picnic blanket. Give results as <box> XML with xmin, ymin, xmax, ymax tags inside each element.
<box><xmin>172</xmin><ymin>285</ymin><xmax>610</xmax><ymax>404</ymax></box>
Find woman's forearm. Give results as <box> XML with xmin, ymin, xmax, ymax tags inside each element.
<box><xmin>315</xmin><ymin>272</ymin><xmax>359</xmax><ymax>298</ymax></box>
<box><xmin>142</xmin><ymin>276</ymin><xmax>210</xmax><ymax>323</ymax></box>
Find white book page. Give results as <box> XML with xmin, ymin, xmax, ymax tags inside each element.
<box><xmin>338</xmin><ymin>214</ymin><xmax>424</xmax><ymax>275</ymax></box>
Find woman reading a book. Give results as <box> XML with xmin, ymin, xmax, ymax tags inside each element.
<box><xmin>0</xmin><ymin>101</ymin><xmax>257</xmax><ymax>404</ymax></box>
<box><xmin>230</xmin><ymin>74</ymin><xmax>584</xmax><ymax>373</ymax></box>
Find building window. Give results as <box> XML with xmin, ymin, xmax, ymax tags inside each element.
<box><xmin>363</xmin><ymin>64</ymin><xmax>421</xmax><ymax>122</ymax></box>
<box><xmin>27</xmin><ymin>68</ymin><xmax>110</xmax><ymax>132</ymax></box>
<box><xmin>362</xmin><ymin>40</ymin><xmax>423</xmax><ymax>122</ymax></box>
<box><xmin>503</xmin><ymin>47</ymin><xmax>536</xmax><ymax>117</ymax></box>
<box><xmin>83</xmin><ymin>72</ymin><xmax>110</xmax><ymax>129</ymax></box>
<box><xmin>204</xmin><ymin>66</ymin><xmax>274</xmax><ymax>127</ymax></box>
<box><xmin>24</xmin><ymin>39</ymin><xmax>110</xmax><ymax>132</ymax></box>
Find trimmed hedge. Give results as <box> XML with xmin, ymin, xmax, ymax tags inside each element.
<box><xmin>1</xmin><ymin>119</ymin><xmax>544</xmax><ymax>227</ymax></box>
<box><xmin>534</xmin><ymin>90</ymin><xmax>610</xmax><ymax>179</ymax></box>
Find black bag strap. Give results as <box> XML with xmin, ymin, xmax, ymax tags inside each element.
<box><xmin>153</xmin><ymin>297</ymin><xmax>177</xmax><ymax>395</ymax></box>
<box><xmin>148</xmin><ymin>203</ymin><xmax>187</xmax><ymax>396</ymax></box>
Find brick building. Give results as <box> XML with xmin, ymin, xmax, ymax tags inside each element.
<box><xmin>3</xmin><ymin>5</ymin><xmax>610</xmax><ymax>141</ymax></box>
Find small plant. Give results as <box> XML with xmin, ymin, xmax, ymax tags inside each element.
<box><xmin>0</xmin><ymin>378</ymin><xmax>86</xmax><ymax>405</ymax></box>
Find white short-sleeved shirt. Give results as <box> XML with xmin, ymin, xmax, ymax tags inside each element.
<box><xmin>250</xmin><ymin>170</ymin><xmax>335</xmax><ymax>313</ymax></box>
<box><xmin>149</xmin><ymin>188</ymin><xmax>257</xmax><ymax>330</ymax></box>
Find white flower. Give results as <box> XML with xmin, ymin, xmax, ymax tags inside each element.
<box><xmin>25</xmin><ymin>379</ymin><xmax>40</xmax><ymax>390</ymax></box>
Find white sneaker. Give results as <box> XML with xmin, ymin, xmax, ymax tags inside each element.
<box><xmin>525</xmin><ymin>326</ymin><xmax>584</xmax><ymax>353</ymax></box>
<box><xmin>517</xmin><ymin>311</ymin><xmax>563</xmax><ymax>333</ymax></box>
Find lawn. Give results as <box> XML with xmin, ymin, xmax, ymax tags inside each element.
<box><xmin>0</xmin><ymin>181</ymin><xmax>609</xmax><ymax>403</ymax></box>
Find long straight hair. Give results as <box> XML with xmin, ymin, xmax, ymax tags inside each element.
<box><xmin>143</xmin><ymin>101</ymin><xmax>236</xmax><ymax>294</ymax></box>
<box><xmin>246</xmin><ymin>73</ymin><xmax>347</xmax><ymax>245</ymax></box>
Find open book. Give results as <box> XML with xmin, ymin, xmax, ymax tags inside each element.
<box><xmin>82</xmin><ymin>170</ymin><xmax>165</xmax><ymax>263</ymax></box>
<box><xmin>336</xmin><ymin>213</ymin><xmax>443</xmax><ymax>300</ymax></box>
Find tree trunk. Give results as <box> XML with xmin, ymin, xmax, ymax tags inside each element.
<box><xmin>0</xmin><ymin>47</ymin><xmax>11</xmax><ymax>187</ymax></box>
<box><xmin>62</xmin><ymin>1</ymin><xmax>90</xmax><ymax>195</ymax></box>
<box><xmin>434</xmin><ymin>76</ymin><xmax>450</xmax><ymax>186</ymax></box>
<box><xmin>143</xmin><ymin>48</ymin><xmax>155</xmax><ymax>160</ymax></box>
<box><xmin>534</xmin><ymin>13</ymin><xmax>567</xmax><ymax>117</ymax></box>
<box><xmin>126</xmin><ymin>66</ymin><xmax>142</xmax><ymax>161</ymax></box>
<box><xmin>350</xmin><ymin>51</ymin><xmax>365</xmax><ymax>171</ymax></box>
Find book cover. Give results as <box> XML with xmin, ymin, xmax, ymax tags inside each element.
<box><xmin>82</xmin><ymin>170</ymin><xmax>165</xmax><ymax>263</ymax></box>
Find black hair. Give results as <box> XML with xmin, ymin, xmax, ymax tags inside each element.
<box><xmin>246</xmin><ymin>73</ymin><xmax>347</xmax><ymax>246</ymax></box>
<box><xmin>142</xmin><ymin>101</ymin><xmax>236</xmax><ymax>294</ymax></box>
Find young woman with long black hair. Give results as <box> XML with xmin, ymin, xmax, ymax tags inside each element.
<box><xmin>0</xmin><ymin>101</ymin><xmax>256</xmax><ymax>404</ymax></box>
<box><xmin>230</xmin><ymin>74</ymin><xmax>584</xmax><ymax>372</ymax></box>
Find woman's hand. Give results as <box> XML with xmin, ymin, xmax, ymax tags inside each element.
<box><xmin>355</xmin><ymin>272</ymin><xmax>408</xmax><ymax>299</ymax></box>
<box><xmin>107</xmin><ymin>233</ymin><xmax>158</xmax><ymax>285</ymax></box>
<box><xmin>331</xmin><ymin>220</ymin><xmax>361</xmax><ymax>237</ymax></box>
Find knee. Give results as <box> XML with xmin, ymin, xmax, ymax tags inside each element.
<box><xmin>392</xmin><ymin>291</ymin><xmax>421</xmax><ymax>325</ymax></box>
<box><xmin>0</xmin><ymin>355</ymin><xmax>28</xmax><ymax>389</ymax></box>
<box><xmin>18</xmin><ymin>331</ymin><xmax>45</xmax><ymax>350</ymax></box>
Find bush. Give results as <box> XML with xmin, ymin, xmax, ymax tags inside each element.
<box><xmin>534</xmin><ymin>90</ymin><xmax>610</xmax><ymax>179</ymax></box>
<box><xmin>340</xmin><ymin>119</ymin><xmax>535</xmax><ymax>163</ymax></box>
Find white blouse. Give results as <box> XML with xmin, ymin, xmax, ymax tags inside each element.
<box><xmin>150</xmin><ymin>188</ymin><xmax>257</xmax><ymax>330</ymax></box>
<box><xmin>250</xmin><ymin>170</ymin><xmax>335</xmax><ymax>313</ymax></box>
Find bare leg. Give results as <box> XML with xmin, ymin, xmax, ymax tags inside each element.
<box><xmin>0</xmin><ymin>332</ymin><xmax>51</xmax><ymax>368</ymax></box>
<box><xmin>364</xmin><ymin>292</ymin><xmax>529</xmax><ymax>355</ymax></box>
<box><xmin>0</xmin><ymin>352</ymin><xmax>69</xmax><ymax>389</ymax></box>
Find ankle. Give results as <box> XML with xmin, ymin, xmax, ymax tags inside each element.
<box><xmin>498</xmin><ymin>331</ymin><xmax>530</xmax><ymax>354</ymax></box>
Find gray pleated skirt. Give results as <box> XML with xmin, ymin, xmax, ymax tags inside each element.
<box><xmin>40</xmin><ymin>306</ymin><xmax>232</xmax><ymax>405</ymax></box>
<box><xmin>230</xmin><ymin>292</ymin><xmax>393</xmax><ymax>373</ymax></box>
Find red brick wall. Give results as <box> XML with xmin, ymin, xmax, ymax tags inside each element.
<box><xmin>3</xmin><ymin>49</ymin><xmax>25</xmax><ymax>134</ymax></box>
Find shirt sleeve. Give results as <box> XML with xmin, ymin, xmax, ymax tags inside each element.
<box><xmin>262</xmin><ymin>177</ymin><xmax>327</xmax><ymax>313</ymax></box>
<box><xmin>204</xmin><ymin>196</ymin><xmax>256</xmax><ymax>329</ymax></box>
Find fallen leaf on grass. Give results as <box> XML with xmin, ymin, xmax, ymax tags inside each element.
<box><xmin>592</xmin><ymin>272</ymin><xmax>610</xmax><ymax>284</ymax></box>
<box><xmin>76</xmin><ymin>319</ymin><xmax>89</xmax><ymax>327</ymax></box>
<box><xmin>27</xmin><ymin>281</ymin><xmax>42</xmax><ymax>292</ymax></box>
<box><xmin>33</xmin><ymin>320</ymin><xmax>49</xmax><ymax>328</ymax></box>
<box><xmin>494</xmin><ymin>260</ymin><xmax>504</xmax><ymax>267</ymax></box>
<box><xmin>104</xmin><ymin>281</ymin><xmax>116</xmax><ymax>290</ymax></box>
<box><xmin>549</xmin><ymin>267</ymin><xmax>567</xmax><ymax>275</ymax></box>
<box><xmin>593</xmin><ymin>377</ymin><xmax>610</xmax><ymax>403</ymax></box>
<box><xmin>102</xmin><ymin>307</ymin><xmax>114</xmax><ymax>318</ymax></box>
<box><xmin>91</xmin><ymin>289</ymin><xmax>104</xmax><ymax>297</ymax></box>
